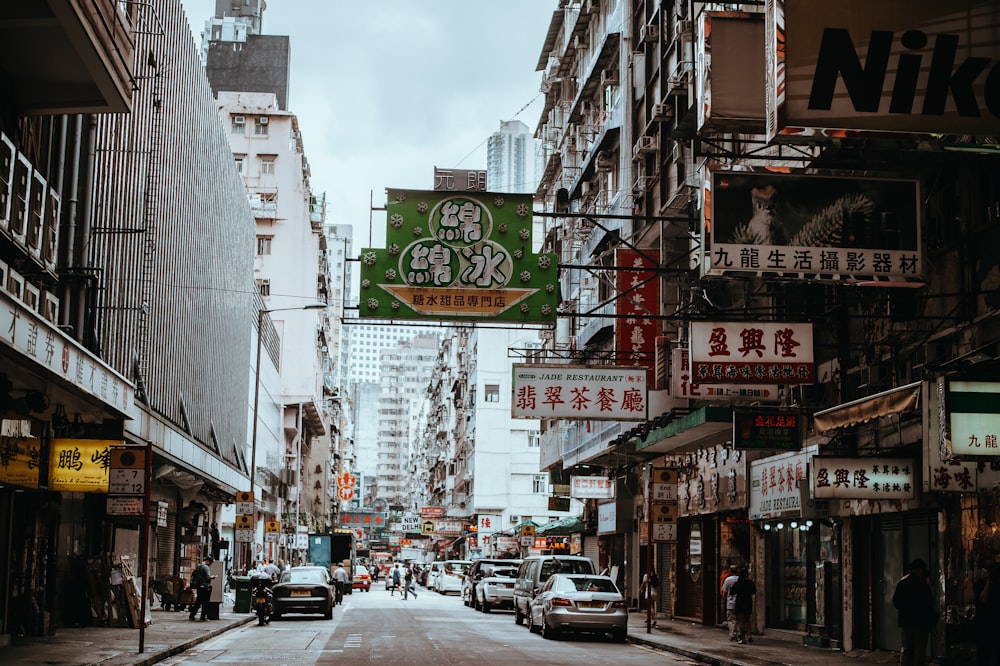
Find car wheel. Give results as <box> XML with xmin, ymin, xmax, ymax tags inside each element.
<box><xmin>611</xmin><ymin>627</ymin><xmax>627</xmax><ymax>642</ymax></box>
<box><xmin>528</xmin><ymin>610</ymin><xmax>541</xmax><ymax>634</ymax></box>
<box><xmin>324</xmin><ymin>602</ymin><xmax>333</xmax><ymax>620</ymax></box>
<box><xmin>482</xmin><ymin>600</ymin><xmax>491</xmax><ymax>613</ymax></box>
<box><xmin>514</xmin><ymin>605</ymin><xmax>525</xmax><ymax>625</ymax></box>
<box><xmin>541</xmin><ymin>616</ymin><xmax>559</xmax><ymax>640</ymax></box>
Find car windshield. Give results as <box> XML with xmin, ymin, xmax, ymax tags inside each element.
<box><xmin>540</xmin><ymin>559</ymin><xmax>593</xmax><ymax>582</ymax></box>
<box><xmin>445</xmin><ymin>562</ymin><xmax>470</xmax><ymax>574</ymax></box>
<box><xmin>487</xmin><ymin>566</ymin><xmax>518</xmax><ymax>578</ymax></box>
<box><xmin>565</xmin><ymin>576</ymin><xmax>618</xmax><ymax>593</ymax></box>
<box><xmin>281</xmin><ymin>569</ymin><xmax>327</xmax><ymax>584</ymax></box>
<box><xmin>354</xmin><ymin>565</ymin><xmax>368</xmax><ymax>576</ymax></box>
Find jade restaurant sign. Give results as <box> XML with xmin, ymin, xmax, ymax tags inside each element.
<box><xmin>511</xmin><ymin>364</ymin><xmax>648</xmax><ymax>421</ymax></box>
<box><xmin>358</xmin><ymin>188</ymin><xmax>557</xmax><ymax>324</ymax></box>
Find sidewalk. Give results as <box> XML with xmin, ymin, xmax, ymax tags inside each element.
<box><xmin>626</xmin><ymin>613</ymin><xmax>899</xmax><ymax>666</ymax></box>
<box><xmin>0</xmin><ymin>606</ymin><xmax>256</xmax><ymax>666</ymax></box>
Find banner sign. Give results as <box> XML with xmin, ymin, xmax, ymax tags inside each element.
<box><xmin>0</xmin><ymin>436</ymin><xmax>41</xmax><ymax>488</ymax></box>
<box><xmin>359</xmin><ymin>189</ymin><xmax>557</xmax><ymax>324</ymax></box>
<box><xmin>434</xmin><ymin>519</ymin><xmax>463</xmax><ymax>535</ymax></box>
<box><xmin>570</xmin><ymin>476</ymin><xmax>615</xmax><ymax>499</ymax></box>
<box><xmin>339</xmin><ymin>511</ymin><xmax>385</xmax><ymax>527</ymax></box>
<box><xmin>690</xmin><ymin>321</ymin><xmax>814</xmax><ymax>384</ymax></box>
<box><xmin>705</xmin><ymin>170</ymin><xmax>921</xmax><ymax>282</ymax></box>
<box><xmin>811</xmin><ymin>457</ymin><xmax>915</xmax><ymax>499</ymax></box>
<box><xmin>48</xmin><ymin>439</ymin><xmax>121</xmax><ymax>492</ymax></box>
<box><xmin>434</xmin><ymin>167</ymin><xmax>487</xmax><ymax>191</ymax></box>
<box><xmin>614</xmin><ymin>248</ymin><xmax>659</xmax><ymax>370</ymax></box>
<box><xmin>771</xmin><ymin>0</ymin><xmax>1000</xmax><ymax>138</ymax></box>
<box><xmin>478</xmin><ymin>514</ymin><xmax>499</xmax><ymax>534</ymax></box>
<box><xmin>671</xmin><ymin>348</ymin><xmax>779</xmax><ymax>402</ymax></box>
<box><xmin>512</xmin><ymin>364</ymin><xmax>648</xmax><ymax>421</ymax></box>
<box><xmin>733</xmin><ymin>409</ymin><xmax>803</xmax><ymax>450</ymax></box>
<box><xmin>421</xmin><ymin>506</ymin><xmax>445</xmax><ymax>518</ymax></box>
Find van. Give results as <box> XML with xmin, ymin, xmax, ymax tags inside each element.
<box><xmin>512</xmin><ymin>555</ymin><xmax>596</xmax><ymax>625</ymax></box>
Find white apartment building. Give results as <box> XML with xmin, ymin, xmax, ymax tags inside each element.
<box><xmin>487</xmin><ymin>119</ymin><xmax>535</xmax><ymax>194</ymax></box>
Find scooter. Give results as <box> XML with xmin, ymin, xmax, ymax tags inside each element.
<box><xmin>252</xmin><ymin>577</ymin><xmax>273</xmax><ymax>625</ymax></box>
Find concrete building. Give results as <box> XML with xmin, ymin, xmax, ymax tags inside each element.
<box><xmin>487</xmin><ymin>119</ymin><xmax>535</xmax><ymax>194</ymax></box>
<box><xmin>0</xmin><ymin>0</ymin><xmax>258</xmax><ymax>639</ymax></box>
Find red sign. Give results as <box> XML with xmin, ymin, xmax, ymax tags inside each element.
<box><xmin>690</xmin><ymin>321</ymin><xmax>814</xmax><ymax>383</ymax></box>
<box><xmin>421</xmin><ymin>506</ymin><xmax>444</xmax><ymax>518</ymax></box>
<box><xmin>338</xmin><ymin>486</ymin><xmax>354</xmax><ymax>501</ymax></box>
<box><xmin>615</xmin><ymin>248</ymin><xmax>659</xmax><ymax>370</ymax></box>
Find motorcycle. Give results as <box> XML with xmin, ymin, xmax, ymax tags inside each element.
<box><xmin>252</xmin><ymin>577</ymin><xmax>274</xmax><ymax>625</ymax></box>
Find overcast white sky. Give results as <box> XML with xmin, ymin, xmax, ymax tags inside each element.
<box><xmin>182</xmin><ymin>0</ymin><xmax>557</xmax><ymax>250</ymax></box>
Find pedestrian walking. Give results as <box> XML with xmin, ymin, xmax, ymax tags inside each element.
<box><xmin>391</xmin><ymin>563</ymin><xmax>402</xmax><ymax>596</ymax></box>
<box><xmin>188</xmin><ymin>556</ymin><xmax>215</xmax><ymax>621</ymax></box>
<box><xmin>892</xmin><ymin>558</ymin><xmax>938</xmax><ymax>666</ymax></box>
<box><xmin>974</xmin><ymin>562</ymin><xmax>1000</xmax><ymax>666</ymax></box>
<box><xmin>720</xmin><ymin>564</ymin><xmax>739</xmax><ymax>641</ymax></box>
<box><xmin>732</xmin><ymin>566</ymin><xmax>756</xmax><ymax>644</ymax></box>
<box><xmin>403</xmin><ymin>564</ymin><xmax>417</xmax><ymax>599</ymax></box>
<box><xmin>333</xmin><ymin>561</ymin><xmax>349</xmax><ymax>604</ymax></box>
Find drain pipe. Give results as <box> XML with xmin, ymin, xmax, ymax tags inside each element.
<box><xmin>62</xmin><ymin>115</ymin><xmax>84</xmax><ymax>333</ymax></box>
<box><xmin>75</xmin><ymin>115</ymin><xmax>98</xmax><ymax>343</ymax></box>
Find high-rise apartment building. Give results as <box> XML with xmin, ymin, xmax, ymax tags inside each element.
<box><xmin>487</xmin><ymin>119</ymin><xmax>534</xmax><ymax>194</ymax></box>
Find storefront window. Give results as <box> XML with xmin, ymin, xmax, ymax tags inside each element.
<box><xmin>689</xmin><ymin>521</ymin><xmax>703</xmax><ymax>582</ymax></box>
<box><xmin>778</xmin><ymin>524</ymin><xmax>808</xmax><ymax>625</ymax></box>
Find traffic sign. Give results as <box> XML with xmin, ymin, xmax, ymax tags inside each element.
<box><xmin>235</xmin><ymin>491</ymin><xmax>254</xmax><ymax>515</ymax></box>
<box><xmin>108</xmin><ymin>448</ymin><xmax>146</xmax><ymax>495</ymax></box>
<box><xmin>651</xmin><ymin>503</ymin><xmax>678</xmax><ymax>523</ymax></box>
<box><xmin>422</xmin><ymin>520</ymin><xmax>435</xmax><ymax>535</ymax></box>
<box><xmin>520</xmin><ymin>524</ymin><xmax>535</xmax><ymax>537</ymax></box>
<box><xmin>235</xmin><ymin>514</ymin><xmax>255</xmax><ymax>530</ymax></box>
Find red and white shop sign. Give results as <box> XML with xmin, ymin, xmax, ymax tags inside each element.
<box><xmin>689</xmin><ymin>321</ymin><xmax>814</xmax><ymax>384</ymax></box>
<box><xmin>512</xmin><ymin>364</ymin><xmax>647</xmax><ymax>421</ymax></box>
<box><xmin>812</xmin><ymin>457</ymin><xmax>914</xmax><ymax>500</ymax></box>
<box><xmin>614</xmin><ymin>248</ymin><xmax>660</xmax><ymax>371</ymax></box>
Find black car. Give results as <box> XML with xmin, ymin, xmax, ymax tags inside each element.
<box><xmin>271</xmin><ymin>566</ymin><xmax>335</xmax><ymax>619</ymax></box>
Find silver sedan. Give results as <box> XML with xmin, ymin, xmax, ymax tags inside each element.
<box><xmin>527</xmin><ymin>573</ymin><xmax>627</xmax><ymax>641</ymax></box>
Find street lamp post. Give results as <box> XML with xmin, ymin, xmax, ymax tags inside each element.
<box><xmin>248</xmin><ymin>302</ymin><xmax>326</xmax><ymax>570</ymax></box>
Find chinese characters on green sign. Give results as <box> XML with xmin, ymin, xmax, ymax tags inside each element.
<box><xmin>359</xmin><ymin>189</ymin><xmax>558</xmax><ymax>324</ymax></box>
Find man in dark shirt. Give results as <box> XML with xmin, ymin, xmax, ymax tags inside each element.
<box><xmin>188</xmin><ymin>556</ymin><xmax>215</xmax><ymax>621</ymax></box>
<box><xmin>892</xmin><ymin>558</ymin><xmax>936</xmax><ymax>666</ymax></box>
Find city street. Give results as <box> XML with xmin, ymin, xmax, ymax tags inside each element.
<box><xmin>159</xmin><ymin>586</ymin><xmax>676</xmax><ymax>665</ymax></box>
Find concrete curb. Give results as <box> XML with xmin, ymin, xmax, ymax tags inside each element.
<box><xmin>98</xmin><ymin>615</ymin><xmax>257</xmax><ymax>666</ymax></box>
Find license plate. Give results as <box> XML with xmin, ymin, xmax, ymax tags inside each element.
<box><xmin>290</xmin><ymin>590</ymin><xmax>310</xmax><ymax>597</ymax></box>
<box><xmin>578</xmin><ymin>600</ymin><xmax>604</xmax><ymax>609</ymax></box>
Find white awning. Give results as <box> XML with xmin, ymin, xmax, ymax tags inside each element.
<box><xmin>813</xmin><ymin>381</ymin><xmax>922</xmax><ymax>434</ymax></box>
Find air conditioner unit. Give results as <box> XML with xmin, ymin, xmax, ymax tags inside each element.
<box><xmin>23</xmin><ymin>282</ymin><xmax>40</xmax><ymax>311</ymax></box>
<box><xmin>633</xmin><ymin>135</ymin><xmax>657</xmax><ymax>157</ymax></box>
<box><xmin>601</xmin><ymin>68</ymin><xmax>618</xmax><ymax>87</ymax></box>
<box><xmin>26</xmin><ymin>170</ymin><xmax>46</xmax><ymax>259</ymax></box>
<box><xmin>10</xmin><ymin>153</ymin><xmax>31</xmax><ymax>245</ymax></box>
<box><xmin>641</xmin><ymin>22</ymin><xmax>659</xmax><ymax>42</ymax></box>
<box><xmin>653</xmin><ymin>102</ymin><xmax>672</xmax><ymax>121</ymax></box>
<box><xmin>667</xmin><ymin>73</ymin><xmax>687</xmax><ymax>93</ymax></box>
<box><xmin>41</xmin><ymin>290</ymin><xmax>59</xmax><ymax>323</ymax></box>
<box><xmin>510</xmin><ymin>515</ymin><xmax>520</xmax><ymax>523</ymax></box>
<box><xmin>670</xmin><ymin>140</ymin><xmax>685</xmax><ymax>163</ymax></box>
<box><xmin>0</xmin><ymin>132</ymin><xmax>14</xmax><ymax>231</ymax></box>
<box><xmin>676</xmin><ymin>19</ymin><xmax>692</xmax><ymax>35</ymax></box>
<box><xmin>233</xmin><ymin>115</ymin><xmax>245</xmax><ymax>125</ymax></box>
<box><xmin>42</xmin><ymin>188</ymin><xmax>60</xmax><ymax>269</ymax></box>
<box><xmin>258</xmin><ymin>116</ymin><xmax>269</xmax><ymax>125</ymax></box>
<box><xmin>5</xmin><ymin>267</ymin><xmax>24</xmax><ymax>300</ymax></box>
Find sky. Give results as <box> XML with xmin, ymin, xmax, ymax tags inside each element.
<box><xmin>182</xmin><ymin>0</ymin><xmax>557</xmax><ymax>251</ymax></box>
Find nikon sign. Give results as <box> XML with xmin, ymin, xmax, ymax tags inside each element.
<box><xmin>770</xmin><ymin>0</ymin><xmax>1000</xmax><ymax>137</ymax></box>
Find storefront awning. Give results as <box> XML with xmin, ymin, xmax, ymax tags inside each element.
<box><xmin>635</xmin><ymin>406</ymin><xmax>733</xmax><ymax>454</ymax></box>
<box><xmin>813</xmin><ymin>381</ymin><xmax>921</xmax><ymax>434</ymax></box>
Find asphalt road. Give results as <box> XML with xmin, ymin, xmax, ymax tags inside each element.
<box><xmin>160</xmin><ymin>585</ymin><xmax>681</xmax><ymax>665</ymax></box>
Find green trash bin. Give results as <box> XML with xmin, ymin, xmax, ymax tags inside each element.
<box><xmin>233</xmin><ymin>576</ymin><xmax>253</xmax><ymax>613</ymax></box>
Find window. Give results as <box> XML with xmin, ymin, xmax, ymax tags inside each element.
<box><xmin>260</xmin><ymin>156</ymin><xmax>276</xmax><ymax>175</ymax></box>
<box><xmin>484</xmin><ymin>383</ymin><xmax>500</xmax><ymax>402</ymax></box>
<box><xmin>233</xmin><ymin>154</ymin><xmax>246</xmax><ymax>174</ymax></box>
<box><xmin>231</xmin><ymin>115</ymin><xmax>245</xmax><ymax>134</ymax></box>
<box><xmin>256</xmin><ymin>236</ymin><xmax>272</xmax><ymax>255</ymax></box>
<box><xmin>256</xmin><ymin>278</ymin><xmax>270</xmax><ymax>296</ymax></box>
<box><xmin>533</xmin><ymin>474</ymin><xmax>548</xmax><ymax>494</ymax></box>
<box><xmin>254</xmin><ymin>116</ymin><xmax>269</xmax><ymax>136</ymax></box>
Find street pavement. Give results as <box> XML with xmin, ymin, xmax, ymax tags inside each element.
<box><xmin>0</xmin><ymin>593</ymin><xmax>901</xmax><ymax>666</ymax></box>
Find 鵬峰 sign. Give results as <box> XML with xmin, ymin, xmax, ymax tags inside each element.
<box><xmin>512</xmin><ymin>364</ymin><xmax>647</xmax><ymax>420</ymax></box>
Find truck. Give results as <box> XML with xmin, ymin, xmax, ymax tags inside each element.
<box><xmin>308</xmin><ymin>530</ymin><xmax>355</xmax><ymax>590</ymax></box>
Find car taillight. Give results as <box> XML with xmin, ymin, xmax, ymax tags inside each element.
<box><xmin>611</xmin><ymin>600</ymin><xmax>625</xmax><ymax>608</ymax></box>
<box><xmin>551</xmin><ymin>597</ymin><xmax>573</xmax><ymax>607</ymax></box>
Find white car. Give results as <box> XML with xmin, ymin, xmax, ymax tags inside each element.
<box><xmin>434</xmin><ymin>560</ymin><xmax>471</xmax><ymax>594</ymax></box>
<box><xmin>475</xmin><ymin>563</ymin><xmax>519</xmax><ymax>612</ymax></box>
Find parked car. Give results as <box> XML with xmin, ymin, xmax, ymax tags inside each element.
<box><xmin>527</xmin><ymin>573</ymin><xmax>627</xmax><ymax>641</ymax></box>
<box><xmin>463</xmin><ymin>558</ymin><xmax>516</xmax><ymax>606</ymax></box>
<box><xmin>513</xmin><ymin>555</ymin><xmax>596</xmax><ymax>626</ymax></box>
<box><xmin>434</xmin><ymin>559</ymin><xmax>472</xmax><ymax>594</ymax></box>
<box><xmin>475</xmin><ymin>562</ymin><xmax>520</xmax><ymax>613</ymax></box>
<box><xmin>352</xmin><ymin>564</ymin><xmax>371</xmax><ymax>592</ymax></box>
<box><xmin>271</xmin><ymin>566</ymin><xmax>335</xmax><ymax>620</ymax></box>
<box><xmin>423</xmin><ymin>561</ymin><xmax>445</xmax><ymax>591</ymax></box>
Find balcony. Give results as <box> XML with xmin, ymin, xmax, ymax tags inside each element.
<box><xmin>0</xmin><ymin>0</ymin><xmax>137</xmax><ymax>114</ymax></box>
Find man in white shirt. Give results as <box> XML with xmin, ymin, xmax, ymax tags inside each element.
<box><xmin>333</xmin><ymin>562</ymin><xmax>350</xmax><ymax>604</ymax></box>
<box><xmin>721</xmin><ymin>564</ymin><xmax>740</xmax><ymax>641</ymax></box>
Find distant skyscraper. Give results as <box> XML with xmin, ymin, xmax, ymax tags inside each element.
<box><xmin>487</xmin><ymin>120</ymin><xmax>533</xmax><ymax>194</ymax></box>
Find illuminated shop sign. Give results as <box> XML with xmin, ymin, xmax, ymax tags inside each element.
<box><xmin>940</xmin><ymin>379</ymin><xmax>1000</xmax><ymax>458</ymax></box>
<box><xmin>733</xmin><ymin>409</ymin><xmax>803</xmax><ymax>450</ymax></box>
<box><xmin>690</xmin><ymin>321</ymin><xmax>814</xmax><ymax>384</ymax></box>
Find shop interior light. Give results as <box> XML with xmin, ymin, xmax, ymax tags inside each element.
<box><xmin>790</xmin><ymin>521</ymin><xmax>798</xmax><ymax>528</ymax></box>
<box><xmin>806</xmin><ymin>520</ymin><xmax>814</xmax><ymax>527</ymax></box>
<box><xmin>776</xmin><ymin>522</ymin><xmax>784</xmax><ymax>530</ymax></box>
<box><xmin>799</xmin><ymin>524</ymin><xmax>808</xmax><ymax>531</ymax></box>
<box><xmin>763</xmin><ymin>523</ymin><xmax>771</xmax><ymax>531</ymax></box>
